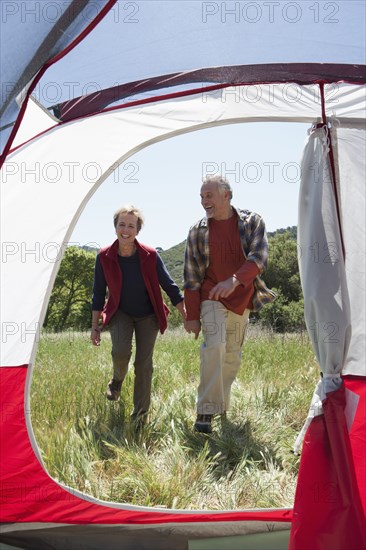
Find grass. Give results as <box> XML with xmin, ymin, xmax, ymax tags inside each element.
<box><xmin>30</xmin><ymin>325</ymin><xmax>318</xmax><ymax>510</ymax></box>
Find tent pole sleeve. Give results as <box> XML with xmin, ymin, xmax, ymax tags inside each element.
<box><xmin>318</xmin><ymin>81</ymin><xmax>346</xmax><ymax>260</ymax></box>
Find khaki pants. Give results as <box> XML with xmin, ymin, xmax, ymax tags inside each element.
<box><xmin>197</xmin><ymin>300</ymin><xmax>250</xmax><ymax>415</ymax></box>
<box><xmin>109</xmin><ymin>310</ymin><xmax>159</xmax><ymax>417</ymax></box>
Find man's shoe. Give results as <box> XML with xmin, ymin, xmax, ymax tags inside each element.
<box><xmin>106</xmin><ymin>379</ymin><xmax>122</xmax><ymax>401</ymax></box>
<box><xmin>194</xmin><ymin>414</ymin><xmax>213</xmax><ymax>434</ymax></box>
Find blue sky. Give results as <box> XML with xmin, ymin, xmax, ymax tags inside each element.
<box><xmin>69</xmin><ymin>120</ymin><xmax>308</xmax><ymax>250</ymax></box>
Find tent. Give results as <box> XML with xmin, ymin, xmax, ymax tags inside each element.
<box><xmin>1</xmin><ymin>1</ymin><xmax>365</xmax><ymax>548</ymax></box>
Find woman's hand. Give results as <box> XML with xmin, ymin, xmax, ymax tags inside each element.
<box><xmin>90</xmin><ymin>327</ymin><xmax>101</xmax><ymax>346</ymax></box>
<box><xmin>176</xmin><ymin>300</ymin><xmax>187</xmax><ymax>320</ymax></box>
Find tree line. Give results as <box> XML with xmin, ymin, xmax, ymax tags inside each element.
<box><xmin>43</xmin><ymin>227</ymin><xmax>304</xmax><ymax>333</ymax></box>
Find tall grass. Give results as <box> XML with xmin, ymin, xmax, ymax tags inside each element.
<box><xmin>30</xmin><ymin>326</ymin><xmax>318</xmax><ymax>510</ymax></box>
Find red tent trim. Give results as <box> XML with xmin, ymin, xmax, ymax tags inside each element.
<box><xmin>0</xmin><ymin>365</ymin><xmax>292</xmax><ymax>525</ymax></box>
<box><xmin>8</xmin><ymin>73</ymin><xmax>365</xmax><ymax>159</ymax></box>
<box><xmin>289</xmin><ymin>378</ymin><xmax>366</xmax><ymax>550</ymax></box>
<box><xmin>52</xmin><ymin>63</ymin><xmax>366</xmax><ymax>122</ymax></box>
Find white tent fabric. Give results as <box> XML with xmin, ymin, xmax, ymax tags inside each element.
<box><xmin>298</xmin><ymin>126</ymin><xmax>352</xmax><ymax>380</ymax></box>
<box><xmin>11</xmin><ymin>96</ymin><xmax>58</xmax><ymax>149</ymax></box>
<box><xmin>1</xmin><ymin>84</ymin><xmax>364</xmax><ymax>369</ymax></box>
<box><xmin>336</xmin><ymin>125</ymin><xmax>366</xmax><ymax>375</ymax></box>
<box><xmin>35</xmin><ymin>1</ymin><xmax>366</xmax><ymax>107</ymax></box>
<box><xmin>294</xmin><ymin>122</ymin><xmax>366</xmax><ymax>452</ymax></box>
<box><xmin>298</xmin><ymin>122</ymin><xmax>366</xmax><ymax>378</ymax></box>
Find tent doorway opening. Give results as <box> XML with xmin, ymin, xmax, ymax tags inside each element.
<box><xmin>30</xmin><ymin>120</ymin><xmax>317</xmax><ymax>512</ymax></box>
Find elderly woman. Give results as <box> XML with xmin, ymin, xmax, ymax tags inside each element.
<box><xmin>90</xmin><ymin>205</ymin><xmax>185</xmax><ymax>427</ymax></box>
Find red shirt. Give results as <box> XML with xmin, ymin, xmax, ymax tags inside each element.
<box><xmin>185</xmin><ymin>214</ymin><xmax>259</xmax><ymax>320</ymax></box>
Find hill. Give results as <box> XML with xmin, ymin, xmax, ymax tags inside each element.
<box><xmin>160</xmin><ymin>240</ymin><xmax>186</xmax><ymax>287</ymax></box>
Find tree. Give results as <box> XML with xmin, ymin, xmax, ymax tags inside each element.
<box><xmin>259</xmin><ymin>290</ymin><xmax>305</xmax><ymax>333</ymax></box>
<box><xmin>259</xmin><ymin>230</ymin><xmax>305</xmax><ymax>332</ymax></box>
<box><xmin>44</xmin><ymin>247</ymin><xmax>96</xmax><ymax>331</ymax></box>
<box><xmin>262</xmin><ymin>231</ymin><xmax>302</xmax><ymax>303</ymax></box>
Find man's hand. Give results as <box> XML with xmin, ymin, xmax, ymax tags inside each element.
<box><xmin>209</xmin><ymin>276</ymin><xmax>241</xmax><ymax>301</ymax></box>
<box><xmin>185</xmin><ymin>319</ymin><xmax>201</xmax><ymax>340</ymax></box>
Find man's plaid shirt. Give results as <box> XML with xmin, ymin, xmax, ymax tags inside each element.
<box><xmin>184</xmin><ymin>206</ymin><xmax>276</xmax><ymax>312</ymax></box>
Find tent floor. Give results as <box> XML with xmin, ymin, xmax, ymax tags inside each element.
<box><xmin>0</xmin><ymin>523</ymin><xmax>290</xmax><ymax>550</ymax></box>
<box><xmin>189</xmin><ymin>530</ymin><xmax>290</xmax><ymax>549</ymax></box>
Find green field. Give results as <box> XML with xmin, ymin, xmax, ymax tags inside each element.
<box><xmin>31</xmin><ymin>326</ymin><xmax>318</xmax><ymax>510</ymax></box>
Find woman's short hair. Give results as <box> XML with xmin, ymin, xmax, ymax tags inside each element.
<box><xmin>113</xmin><ymin>204</ymin><xmax>144</xmax><ymax>233</ymax></box>
<box><xmin>202</xmin><ymin>174</ymin><xmax>233</xmax><ymax>200</ymax></box>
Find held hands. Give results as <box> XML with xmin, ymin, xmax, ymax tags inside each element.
<box><xmin>90</xmin><ymin>327</ymin><xmax>101</xmax><ymax>346</ymax></box>
<box><xmin>208</xmin><ymin>275</ymin><xmax>241</xmax><ymax>301</ymax></box>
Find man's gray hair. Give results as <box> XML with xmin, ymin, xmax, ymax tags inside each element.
<box><xmin>202</xmin><ymin>174</ymin><xmax>233</xmax><ymax>200</ymax></box>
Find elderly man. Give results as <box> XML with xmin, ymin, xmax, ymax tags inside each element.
<box><xmin>184</xmin><ymin>175</ymin><xmax>275</xmax><ymax>433</ymax></box>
